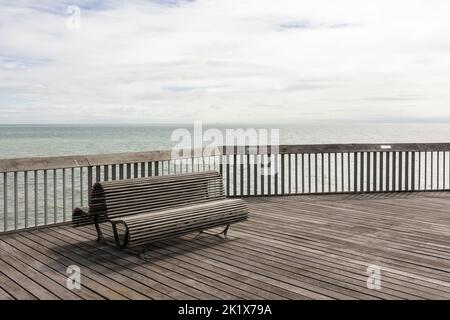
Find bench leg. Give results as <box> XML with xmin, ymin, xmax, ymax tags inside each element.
<box><xmin>93</xmin><ymin>216</ymin><xmax>104</xmax><ymax>242</ymax></box>
<box><xmin>139</xmin><ymin>248</ymin><xmax>150</xmax><ymax>260</ymax></box>
<box><xmin>111</xmin><ymin>221</ymin><xmax>130</xmax><ymax>249</ymax></box>
<box><xmin>222</xmin><ymin>225</ymin><xmax>230</xmax><ymax>239</ymax></box>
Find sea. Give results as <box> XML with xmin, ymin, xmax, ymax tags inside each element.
<box><xmin>1</xmin><ymin>122</ymin><xmax>450</xmax><ymax>159</ymax></box>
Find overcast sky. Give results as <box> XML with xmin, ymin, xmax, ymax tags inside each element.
<box><xmin>0</xmin><ymin>0</ymin><xmax>449</xmax><ymax>124</ymax></box>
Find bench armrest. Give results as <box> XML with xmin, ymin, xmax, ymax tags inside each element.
<box><xmin>73</xmin><ymin>206</ymin><xmax>90</xmax><ymax>216</ymax></box>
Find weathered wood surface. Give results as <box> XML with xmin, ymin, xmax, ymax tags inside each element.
<box><xmin>1</xmin><ymin>192</ymin><xmax>450</xmax><ymax>300</ymax></box>
<box><xmin>3</xmin><ymin>143</ymin><xmax>450</xmax><ymax>172</ymax></box>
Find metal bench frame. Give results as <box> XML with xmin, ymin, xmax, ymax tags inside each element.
<box><xmin>73</xmin><ymin>171</ymin><xmax>249</xmax><ymax>250</ymax></box>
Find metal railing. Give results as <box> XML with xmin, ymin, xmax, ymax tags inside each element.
<box><xmin>1</xmin><ymin>143</ymin><xmax>450</xmax><ymax>232</ymax></box>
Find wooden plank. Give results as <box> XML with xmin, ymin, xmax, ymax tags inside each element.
<box><xmin>0</xmin><ymin>235</ymin><xmax>102</xmax><ymax>300</ymax></box>
<box><xmin>0</xmin><ymin>269</ymin><xmax>36</xmax><ymax>300</ymax></box>
<box><xmin>2</xmin><ymin>191</ymin><xmax>450</xmax><ymax>300</ymax></box>
<box><xmin>0</xmin><ymin>253</ymin><xmax>58</xmax><ymax>299</ymax></box>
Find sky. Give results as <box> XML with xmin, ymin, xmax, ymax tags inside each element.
<box><xmin>0</xmin><ymin>0</ymin><xmax>450</xmax><ymax>124</ymax></box>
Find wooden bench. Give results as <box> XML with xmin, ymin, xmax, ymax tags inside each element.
<box><xmin>72</xmin><ymin>171</ymin><xmax>249</xmax><ymax>250</ymax></box>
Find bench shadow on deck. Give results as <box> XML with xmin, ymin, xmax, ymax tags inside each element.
<box><xmin>1</xmin><ymin>192</ymin><xmax>450</xmax><ymax>300</ymax></box>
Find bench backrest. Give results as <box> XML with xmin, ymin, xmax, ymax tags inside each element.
<box><xmin>88</xmin><ymin>171</ymin><xmax>226</xmax><ymax>220</ymax></box>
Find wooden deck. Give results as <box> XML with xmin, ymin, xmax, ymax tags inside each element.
<box><xmin>1</xmin><ymin>192</ymin><xmax>450</xmax><ymax>300</ymax></box>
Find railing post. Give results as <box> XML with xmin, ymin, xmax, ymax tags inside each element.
<box><xmin>3</xmin><ymin>172</ymin><xmax>7</xmax><ymax>232</ymax></box>
<box><xmin>88</xmin><ymin>166</ymin><xmax>93</xmax><ymax>202</ymax></box>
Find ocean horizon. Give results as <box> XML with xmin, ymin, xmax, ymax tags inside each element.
<box><xmin>1</xmin><ymin>122</ymin><xmax>450</xmax><ymax>159</ymax></box>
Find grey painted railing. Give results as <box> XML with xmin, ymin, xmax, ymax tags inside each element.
<box><xmin>1</xmin><ymin>143</ymin><xmax>450</xmax><ymax>232</ymax></box>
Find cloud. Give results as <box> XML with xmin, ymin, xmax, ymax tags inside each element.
<box><xmin>0</xmin><ymin>0</ymin><xmax>450</xmax><ymax>123</ymax></box>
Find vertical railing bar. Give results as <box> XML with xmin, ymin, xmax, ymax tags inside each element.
<box><xmin>240</xmin><ymin>155</ymin><xmax>244</xmax><ymax>196</ymax></box>
<box><xmin>80</xmin><ymin>167</ymin><xmax>83</xmax><ymax>206</ymax></box>
<box><xmin>437</xmin><ymin>152</ymin><xmax>440</xmax><ymax>190</ymax></box>
<box><xmin>444</xmin><ymin>151</ymin><xmax>446</xmax><ymax>190</ymax></box>
<box><xmin>302</xmin><ymin>153</ymin><xmax>305</xmax><ymax>193</ymax></box>
<box><xmin>353</xmin><ymin>152</ymin><xmax>358</xmax><ymax>192</ymax></box>
<box><xmin>399</xmin><ymin>152</ymin><xmax>403</xmax><ymax>191</ymax></box>
<box><xmin>274</xmin><ymin>154</ymin><xmax>278</xmax><ymax>195</ymax></box>
<box><xmin>268</xmin><ymin>154</ymin><xmax>272</xmax><ymax>195</ymax></box>
<box><xmin>87</xmin><ymin>166</ymin><xmax>93</xmax><ymax>203</ymax></box>
<box><xmin>386</xmin><ymin>152</ymin><xmax>390</xmax><ymax>192</ymax></box>
<box><xmin>226</xmin><ymin>155</ymin><xmax>230</xmax><ymax>196</ymax></box>
<box><xmin>373</xmin><ymin>152</ymin><xmax>377</xmax><ymax>192</ymax></box>
<box><xmin>289</xmin><ymin>154</ymin><xmax>292</xmax><ymax>194</ymax></box>
<box><xmin>53</xmin><ymin>169</ymin><xmax>57</xmax><ymax>223</ymax></box>
<box><xmin>62</xmin><ymin>168</ymin><xmax>66</xmax><ymax>222</ymax></box>
<box><xmin>315</xmin><ymin>153</ymin><xmax>318</xmax><ymax>193</ymax></box>
<box><xmin>347</xmin><ymin>152</ymin><xmax>351</xmax><ymax>192</ymax></box>
<box><xmin>328</xmin><ymin>152</ymin><xmax>331</xmax><ymax>193</ymax></box>
<box><xmin>392</xmin><ymin>152</ymin><xmax>397</xmax><ymax>191</ymax></box>
<box><xmin>295</xmin><ymin>154</ymin><xmax>298</xmax><ymax>194</ymax></box>
<box><xmin>380</xmin><ymin>152</ymin><xmax>384</xmax><ymax>192</ymax></box>
<box><xmin>308</xmin><ymin>154</ymin><xmax>311</xmax><ymax>193</ymax></box>
<box><xmin>341</xmin><ymin>153</ymin><xmax>344</xmax><ymax>193</ymax></box>
<box><xmin>334</xmin><ymin>153</ymin><xmax>337</xmax><ymax>193</ymax></box>
<box><xmin>405</xmin><ymin>152</ymin><xmax>409</xmax><ymax>191</ymax></box>
<box><xmin>71</xmin><ymin>168</ymin><xmax>75</xmax><ymax>212</ymax></box>
<box><xmin>321</xmin><ymin>153</ymin><xmax>324</xmax><ymax>193</ymax></box>
<box><xmin>260</xmin><ymin>155</ymin><xmax>265</xmax><ymax>196</ymax></box>
<box><xmin>281</xmin><ymin>154</ymin><xmax>285</xmax><ymax>195</ymax></box>
<box><xmin>425</xmin><ymin>152</ymin><xmax>428</xmax><ymax>190</ymax></box>
<box><xmin>24</xmin><ymin>171</ymin><xmax>29</xmax><ymax>228</ymax></box>
<box><xmin>233</xmin><ymin>154</ymin><xmax>237</xmax><ymax>196</ymax></box>
<box><xmin>431</xmin><ymin>152</ymin><xmax>434</xmax><ymax>190</ymax></box>
<box><xmin>418</xmin><ymin>152</ymin><xmax>421</xmax><ymax>190</ymax></box>
<box><xmin>360</xmin><ymin>152</ymin><xmax>364</xmax><ymax>193</ymax></box>
<box><xmin>247</xmin><ymin>154</ymin><xmax>251</xmax><ymax>196</ymax></box>
<box><xmin>35</xmin><ymin>170</ymin><xmax>38</xmax><ymax>227</ymax></box>
<box><xmin>14</xmin><ymin>171</ymin><xmax>18</xmax><ymax>230</ymax></box>
<box><xmin>254</xmin><ymin>154</ymin><xmax>258</xmax><ymax>196</ymax></box>
<box><xmin>411</xmin><ymin>152</ymin><xmax>416</xmax><ymax>191</ymax></box>
<box><xmin>366</xmin><ymin>152</ymin><xmax>370</xmax><ymax>192</ymax></box>
<box><xmin>4</xmin><ymin>172</ymin><xmax>7</xmax><ymax>231</ymax></box>
<box><xmin>44</xmin><ymin>169</ymin><xmax>48</xmax><ymax>225</ymax></box>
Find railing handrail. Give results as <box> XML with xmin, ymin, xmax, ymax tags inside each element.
<box><xmin>2</xmin><ymin>143</ymin><xmax>450</xmax><ymax>173</ymax></box>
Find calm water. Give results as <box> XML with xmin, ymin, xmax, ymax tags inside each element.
<box><xmin>1</xmin><ymin>123</ymin><xmax>450</xmax><ymax>159</ymax></box>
